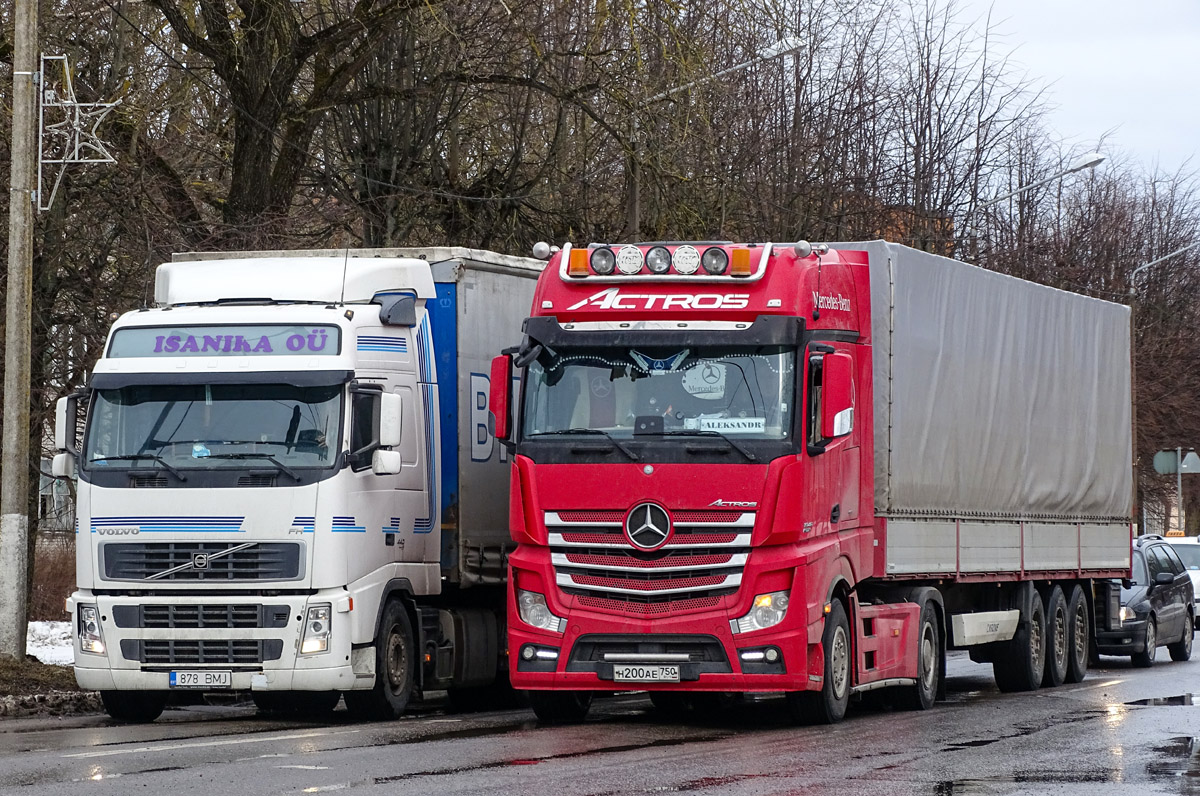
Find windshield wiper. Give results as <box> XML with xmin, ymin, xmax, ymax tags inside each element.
<box><xmin>205</xmin><ymin>452</ymin><xmax>302</xmax><ymax>481</ymax></box>
<box><xmin>660</xmin><ymin>430</ymin><xmax>758</xmax><ymax>462</ymax></box>
<box><xmin>90</xmin><ymin>453</ymin><xmax>189</xmax><ymax>481</ymax></box>
<box><xmin>529</xmin><ymin>429</ymin><xmax>640</xmax><ymax>461</ymax></box>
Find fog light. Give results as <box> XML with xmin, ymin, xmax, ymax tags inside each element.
<box><xmin>522</xmin><ymin>645</ymin><xmax>536</xmax><ymax>660</ymax></box>
<box><xmin>765</xmin><ymin>647</ymin><xmax>780</xmax><ymax>662</ymax></box>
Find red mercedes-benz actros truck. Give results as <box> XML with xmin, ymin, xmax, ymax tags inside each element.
<box><xmin>488</xmin><ymin>239</ymin><xmax>1140</xmax><ymax>724</ymax></box>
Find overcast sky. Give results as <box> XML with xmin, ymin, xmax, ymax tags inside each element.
<box><xmin>960</xmin><ymin>0</ymin><xmax>1200</xmax><ymax>174</ymax></box>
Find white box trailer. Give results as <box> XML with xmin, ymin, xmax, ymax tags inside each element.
<box><xmin>56</xmin><ymin>247</ymin><xmax>541</xmax><ymax>722</ymax></box>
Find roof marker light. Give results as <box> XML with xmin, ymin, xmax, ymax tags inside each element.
<box><xmin>673</xmin><ymin>245</ymin><xmax>700</xmax><ymax>275</ymax></box>
<box><xmin>730</xmin><ymin>249</ymin><xmax>752</xmax><ymax>277</ymax></box>
<box><xmin>616</xmin><ymin>245</ymin><xmax>644</xmax><ymax>275</ymax></box>
<box><xmin>568</xmin><ymin>249</ymin><xmax>590</xmax><ymax>277</ymax></box>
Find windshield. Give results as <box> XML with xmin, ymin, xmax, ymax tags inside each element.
<box><xmin>522</xmin><ymin>345</ymin><xmax>795</xmax><ymax>440</ymax></box>
<box><xmin>84</xmin><ymin>383</ymin><xmax>343</xmax><ymax>469</ymax></box>
<box><xmin>1171</xmin><ymin>543</ymin><xmax>1200</xmax><ymax>571</ymax></box>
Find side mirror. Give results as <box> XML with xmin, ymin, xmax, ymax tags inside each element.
<box><xmin>372</xmin><ymin>449</ymin><xmax>403</xmax><ymax>475</ymax></box>
<box><xmin>51</xmin><ymin>452</ymin><xmax>75</xmax><ymax>479</ymax></box>
<box><xmin>379</xmin><ymin>393</ymin><xmax>402</xmax><ymax>448</ymax></box>
<box><xmin>820</xmin><ymin>352</ymin><xmax>854</xmax><ymax>439</ymax></box>
<box><xmin>55</xmin><ymin>395</ymin><xmax>76</xmax><ymax>453</ymax></box>
<box><xmin>1154</xmin><ymin>571</ymin><xmax>1175</xmax><ymax>587</ymax></box>
<box><xmin>489</xmin><ymin>354</ymin><xmax>513</xmax><ymax>442</ymax></box>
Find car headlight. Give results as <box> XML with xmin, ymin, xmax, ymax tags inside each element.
<box><xmin>78</xmin><ymin>604</ymin><xmax>105</xmax><ymax>655</ymax></box>
<box><xmin>731</xmin><ymin>591</ymin><xmax>790</xmax><ymax>634</ymax></box>
<box><xmin>300</xmin><ymin>603</ymin><xmax>332</xmax><ymax>654</ymax></box>
<box><xmin>1118</xmin><ymin>605</ymin><xmax>1135</xmax><ymax>623</ymax></box>
<box><xmin>517</xmin><ymin>589</ymin><xmax>566</xmax><ymax>633</ymax></box>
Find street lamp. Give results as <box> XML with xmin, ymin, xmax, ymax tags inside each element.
<box><xmin>625</xmin><ymin>36</ymin><xmax>804</xmax><ymax>238</ymax></box>
<box><xmin>983</xmin><ymin>152</ymin><xmax>1106</xmax><ymax>206</ymax></box>
<box><xmin>1128</xmin><ymin>240</ymin><xmax>1200</xmax><ymax>295</ymax></box>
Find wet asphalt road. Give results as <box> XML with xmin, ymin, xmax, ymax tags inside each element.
<box><xmin>3</xmin><ymin>652</ymin><xmax>1200</xmax><ymax>796</ymax></box>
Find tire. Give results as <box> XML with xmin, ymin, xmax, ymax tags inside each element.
<box><xmin>100</xmin><ymin>690</ymin><xmax>167</xmax><ymax>723</ymax></box>
<box><xmin>528</xmin><ymin>690</ymin><xmax>593</xmax><ymax>724</ymax></box>
<box><xmin>899</xmin><ymin>601</ymin><xmax>940</xmax><ymax>711</ymax></box>
<box><xmin>787</xmin><ymin>599</ymin><xmax>851</xmax><ymax>724</ymax></box>
<box><xmin>1169</xmin><ymin>614</ymin><xmax>1194</xmax><ymax>662</ymax></box>
<box><xmin>1132</xmin><ymin>616</ymin><xmax>1157</xmax><ymax>668</ymax></box>
<box><xmin>994</xmin><ymin>587</ymin><xmax>1046</xmax><ymax>692</ymax></box>
<box><xmin>1041</xmin><ymin>586</ymin><xmax>1069</xmax><ymax>688</ymax></box>
<box><xmin>344</xmin><ymin>600</ymin><xmax>416</xmax><ymax>720</ymax></box>
<box><xmin>1063</xmin><ymin>584</ymin><xmax>1090</xmax><ymax>684</ymax></box>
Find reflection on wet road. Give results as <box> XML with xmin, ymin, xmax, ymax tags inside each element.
<box><xmin>3</xmin><ymin>652</ymin><xmax>1200</xmax><ymax>795</ymax></box>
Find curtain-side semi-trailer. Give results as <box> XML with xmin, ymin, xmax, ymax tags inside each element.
<box><xmin>52</xmin><ymin>248</ymin><xmax>540</xmax><ymax>722</ymax></box>
<box><xmin>489</xmin><ymin>239</ymin><xmax>1136</xmax><ymax>724</ymax></box>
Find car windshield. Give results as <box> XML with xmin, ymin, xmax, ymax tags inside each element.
<box><xmin>1170</xmin><ymin>542</ymin><xmax>1200</xmax><ymax>571</ymax></box>
<box><xmin>84</xmin><ymin>382</ymin><xmax>343</xmax><ymax>469</ymax></box>
<box><xmin>522</xmin><ymin>344</ymin><xmax>795</xmax><ymax>440</ymax></box>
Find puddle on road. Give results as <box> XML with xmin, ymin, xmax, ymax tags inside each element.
<box><xmin>933</xmin><ymin>770</ymin><xmax>1121</xmax><ymax>794</ymax></box>
<box><xmin>1127</xmin><ymin>694</ymin><xmax>1196</xmax><ymax>707</ymax></box>
<box><xmin>1146</xmin><ymin>735</ymin><xmax>1200</xmax><ymax>791</ymax></box>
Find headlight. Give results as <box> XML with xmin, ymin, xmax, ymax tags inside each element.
<box><xmin>1118</xmin><ymin>605</ymin><xmax>1135</xmax><ymax>624</ymax></box>
<box><xmin>590</xmin><ymin>247</ymin><xmax>616</xmax><ymax>275</ymax></box>
<box><xmin>78</xmin><ymin>604</ymin><xmax>105</xmax><ymax>655</ymax></box>
<box><xmin>300</xmin><ymin>603</ymin><xmax>332</xmax><ymax>654</ymax></box>
<box><xmin>731</xmin><ymin>591</ymin><xmax>790</xmax><ymax>634</ymax></box>
<box><xmin>645</xmin><ymin>246</ymin><xmax>672</xmax><ymax>274</ymax></box>
<box><xmin>517</xmin><ymin>589</ymin><xmax>566</xmax><ymax>633</ymax></box>
<box><xmin>673</xmin><ymin>245</ymin><xmax>700</xmax><ymax>274</ymax></box>
<box><xmin>701</xmin><ymin>247</ymin><xmax>729</xmax><ymax>275</ymax></box>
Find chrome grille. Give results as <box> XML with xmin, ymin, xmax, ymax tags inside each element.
<box><xmin>102</xmin><ymin>542</ymin><xmax>303</xmax><ymax>581</ymax></box>
<box><xmin>547</xmin><ymin>510</ymin><xmax>752</xmax><ymax>604</ymax></box>
<box><xmin>112</xmin><ymin>603</ymin><xmax>291</xmax><ymax>629</ymax></box>
<box><xmin>121</xmin><ymin>638</ymin><xmax>283</xmax><ymax>665</ymax></box>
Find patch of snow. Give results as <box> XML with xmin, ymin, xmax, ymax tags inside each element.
<box><xmin>26</xmin><ymin>621</ymin><xmax>73</xmax><ymax>666</ymax></box>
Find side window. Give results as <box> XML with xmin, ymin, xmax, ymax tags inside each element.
<box><xmin>806</xmin><ymin>350</ymin><xmax>824</xmax><ymax>447</ymax></box>
<box><xmin>1132</xmin><ymin>551</ymin><xmax>1148</xmax><ymax>586</ymax></box>
<box><xmin>1160</xmin><ymin>545</ymin><xmax>1187</xmax><ymax>576</ymax></box>
<box><xmin>1146</xmin><ymin>546</ymin><xmax>1170</xmax><ymax>579</ymax></box>
<box><xmin>349</xmin><ymin>386</ymin><xmax>382</xmax><ymax>472</ymax></box>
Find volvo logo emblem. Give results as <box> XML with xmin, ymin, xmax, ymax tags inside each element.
<box><xmin>192</xmin><ymin>554</ymin><xmax>209</xmax><ymax>570</ymax></box>
<box><xmin>625</xmin><ymin>503</ymin><xmax>672</xmax><ymax>550</ymax></box>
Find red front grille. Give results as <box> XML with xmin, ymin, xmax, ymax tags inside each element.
<box><xmin>576</xmin><ymin>595</ymin><xmax>722</xmax><ymax>614</ymax></box>
<box><xmin>564</xmin><ymin>552</ymin><xmax>734</xmax><ymax>569</ymax></box>
<box><xmin>670</xmin><ymin>532</ymin><xmax>739</xmax><ymax>544</ymax></box>
<box><xmin>672</xmin><ymin>511</ymin><xmax>744</xmax><ymax>524</ymax></box>
<box><xmin>569</xmin><ymin>574</ymin><xmax>728</xmax><ymax>591</ymax></box>
<box><xmin>555</xmin><ymin>511</ymin><xmax>623</xmax><ymax>523</ymax></box>
<box><xmin>560</xmin><ymin>532</ymin><xmax>623</xmax><ymax>545</ymax></box>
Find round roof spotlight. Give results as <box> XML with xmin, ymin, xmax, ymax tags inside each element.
<box><xmin>590</xmin><ymin>247</ymin><xmax>616</xmax><ymax>275</ymax></box>
<box><xmin>673</xmin><ymin>245</ymin><xmax>700</xmax><ymax>275</ymax></box>
<box><xmin>616</xmin><ymin>245</ymin><xmax>645</xmax><ymax>275</ymax></box>
<box><xmin>701</xmin><ymin>247</ymin><xmax>729</xmax><ymax>275</ymax></box>
<box><xmin>645</xmin><ymin>246</ymin><xmax>672</xmax><ymax>274</ymax></box>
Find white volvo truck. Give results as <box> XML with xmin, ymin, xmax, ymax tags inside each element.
<box><xmin>52</xmin><ymin>248</ymin><xmax>539</xmax><ymax>721</ymax></box>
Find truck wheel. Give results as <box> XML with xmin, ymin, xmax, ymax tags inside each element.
<box><xmin>100</xmin><ymin>690</ymin><xmax>167</xmax><ymax>723</ymax></box>
<box><xmin>1132</xmin><ymin>617</ymin><xmax>1157</xmax><ymax>668</ymax></box>
<box><xmin>344</xmin><ymin>600</ymin><xmax>415</xmax><ymax>720</ymax></box>
<box><xmin>1063</xmin><ymin>584</ymin><xmax>1090</xmax><ymax>683</ymax></box>
<box><xmin>900</xmin><ymin>601</ymin><xmax>940</xmax><ymax>710</ymax></box>
<box><xmin>786</xmin><ymin>599</ymin><xmax>851</xmax><ymax>724</ymax></box>
<box><xmin>994</xmin><ymin>588</ymin><xmax>1046</xmax><ymax>692</ymax></box>
<box><xmin>528</xmin><ymin>690</ymin><xmax>593</xmax><ymax>724</ymax></box>
<box><xmin>1169</xmin><ymin>615</ymin><xmax>1193</xmax><ymax>661</ymax></box>
<box><xmin>1041</xmin><ymin>586</ymin><xmax>1068</xmax><ymax>688</ymax></box>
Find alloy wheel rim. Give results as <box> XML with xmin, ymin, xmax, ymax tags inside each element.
<box><xmin>831</xmin><ymin>625</ymin><xmax>849</xmax><ymax>699</ymax></box>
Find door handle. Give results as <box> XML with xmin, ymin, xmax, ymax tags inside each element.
<box><xmin>830</xmin><ymin>504</ymin><xmax>841</xmax><ymax>523</ymax></box>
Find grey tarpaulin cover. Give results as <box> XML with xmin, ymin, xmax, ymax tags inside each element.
<box><xmin>830</xmin><ymin>241</ymin><xmax>1132</xmax><ymax>521</ymax></box>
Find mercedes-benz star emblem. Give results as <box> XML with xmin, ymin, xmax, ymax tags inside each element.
<box><xmin>625</xmin><ymin>503</ymin><xmax>672</xmax><ymax>550</ymax></box>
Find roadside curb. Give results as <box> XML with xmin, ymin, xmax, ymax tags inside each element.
<box><xmin>0</xmin><ymin>691</ymin><xmax>102</xmax><ymax>719</ymax></box>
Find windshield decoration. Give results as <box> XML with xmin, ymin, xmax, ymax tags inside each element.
<box><xmin>630</xmin><ymin>349</ymin><xmax>689</xmax><ymax>375</ymax></box>
<box><xmin>108</xmin><ymin>325</ymin><xmax>341</xmax><ymax>358</ymax></box>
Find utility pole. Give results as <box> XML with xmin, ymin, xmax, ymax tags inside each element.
<box><xmin>0</xmin><ymin>0</ymin><xmax>40</xmax><ymax>660</ymax></box>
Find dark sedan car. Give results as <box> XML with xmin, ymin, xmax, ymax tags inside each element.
<box><xmin>1094</xmin><ymin>535</ymin><xmax>1194</xmax><ymax>666</ymax></box>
